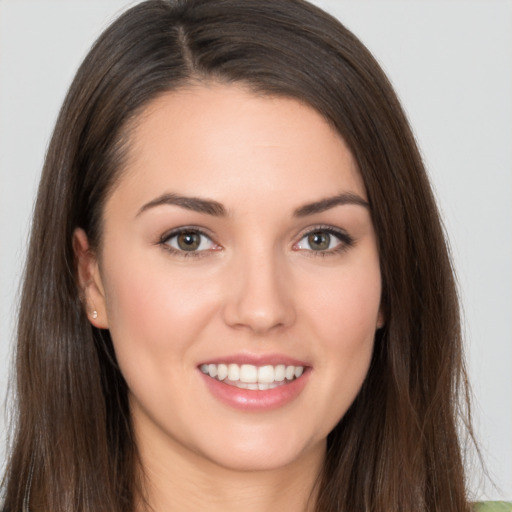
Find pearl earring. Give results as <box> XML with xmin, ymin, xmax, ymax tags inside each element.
<box><xmin>92</xmin><ymin>310</ymin><xmax>98</xmax><ymax>319</ymax></box>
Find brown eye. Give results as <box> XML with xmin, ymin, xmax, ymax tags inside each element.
<box><xmin>294</xmin><ymin>227</ymin><xmax>352</xmax><ymax>254</ymax></box>
<box><xmin>307</xmin><ymin>231</ymin><xmax>331</xmax><ymax>251</ymax></box>
<box><xmin>163</xmin><ymin>229</ymin><xmax>217</xmax><ymax>254</ymax></box>
<box><xmin>177</xmin><ymin>232</ymin><xmax>201</xmax><ymax>251</ymax></box>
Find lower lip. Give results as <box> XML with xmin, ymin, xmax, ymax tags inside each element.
<box><xmin>200</xmin><ymin>370</ymin><xmax>310</xmax><ymax>411</ymax></box>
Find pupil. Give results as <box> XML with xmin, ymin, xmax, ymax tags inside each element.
<box><xmin>308</xmin><ymin>232</ymin><xmax>330</xmax><ymax>250</ymax></box>
<box><xmin>178</xmin><ymin>232</ymin><xmax>200</xmax><ymax>251</ymax></box>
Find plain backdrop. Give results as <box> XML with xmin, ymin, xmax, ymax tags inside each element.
<box><xmin>0</xmin><ymin>0</ymin><xmax>511</xmax><ymax>501</ymax></box>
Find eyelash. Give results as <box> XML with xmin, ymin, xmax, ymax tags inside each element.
<box><xmin>158</xmin><ymin>225</ymin><xmax>354</xmax><ymax>258</ymax></box>
<box><xmin>159</xmin><ymin>226</ymin><xmax>217</xmax><ymax>259</ymax></box>
<box><xmin>294</xmin><ymin>225</ymin><xmax>354</xmax><ymax>257</ymax></box>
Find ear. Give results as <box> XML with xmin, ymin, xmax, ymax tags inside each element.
<box><xmin>73</xmin><ymin>228</ymin><xmax>109</xmax><ymax>329</ymax></box>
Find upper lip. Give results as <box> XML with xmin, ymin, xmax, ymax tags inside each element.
<box><xmin>197</xmin><ymin>353</ymin><xmax>310</xmax><ymax>367</ymax></box>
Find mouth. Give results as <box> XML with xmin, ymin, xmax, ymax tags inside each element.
<box><xmin>199</xmin><ymin>363</ymin><xmax>305</xmax><ymax>391</ymax></box>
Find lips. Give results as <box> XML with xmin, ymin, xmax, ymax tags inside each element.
<box><xmin>198</xmin><ymin>357</ymin><xmax>310</xmax><ymax>411</ymax></box>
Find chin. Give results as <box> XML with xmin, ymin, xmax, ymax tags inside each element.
<box><xmin>190</xmin><ymin>426</ymin><xmax>327</xmax><ymax>473</ymax></box>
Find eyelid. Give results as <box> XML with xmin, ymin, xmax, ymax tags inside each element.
<box><xmin>157</xmin><ymin>224</ymin><xmax>354</xmax><ymax>258</ymax></box>
<box><xmin>158</xmin><ymin>226</ymin><xmax>221</xmax><ymax>257</ymax></box>
<box><xmin>159</xmin><ymin>225</ymin><xmax>212</xmax><ymax>243</ymax></box>
<box><xmin>292</xmin><ymin>225</ymin><xmax>354</xmax><ymax>254</ymax></box>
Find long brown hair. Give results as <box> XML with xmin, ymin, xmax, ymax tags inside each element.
<box><xmin>2</xmin><ymin>1</ymin><xmax>473</xmax><ymax>511</ymax></box>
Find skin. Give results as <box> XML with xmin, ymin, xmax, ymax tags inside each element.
<box><xmin>75</xmin><ymin>83</ymin><xmax>384</xmax><ymax>512</ymax></box>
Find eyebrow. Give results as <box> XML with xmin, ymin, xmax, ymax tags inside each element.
<box><xmin>136</xmin><ymin>191</ymin><xmax>369</xmax><ymax>218</ymax></box>
<box><xmin>293</xmin><ymin>193</ymin><xmax>369</xmax><ymax>217</ymax></box>
<box><xmin>137</xmin><ymin>193</ymin><xmax>227</xmax><ymax>217</ymax></box>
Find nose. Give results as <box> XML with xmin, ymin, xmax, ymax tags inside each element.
<box><xmin>222</xmin><ymin>249</ymin><xmax>296</xmax><ymax>335</ymax></box>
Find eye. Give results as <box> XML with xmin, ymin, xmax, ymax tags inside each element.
<box><xmin>161</xmin><ymin>229</ymin><xmax>218</xmax><ymax>254</ymax></box>
<box><xmin>294</xmin><ymin>227</ymin><xmax>353</xmax><ymax>254</ymax></box>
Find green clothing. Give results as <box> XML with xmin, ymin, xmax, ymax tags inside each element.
<box><xmin>475</xmin><ymin>503</ymin><xmax>512</xmax><ymax>511</ymax></box>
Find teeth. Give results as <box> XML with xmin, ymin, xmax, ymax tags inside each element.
<box><xmin>228</xmin><ymin>364</ymin><xmax>239</xmax><ymax>381</ymax></box>
<box><xmin>217</xmin><ymin>364</ymin><xmax>228</xmax><ymax>381</ymax></box>
<box><xmin>208</xmin><ymin>364</ymin><xmax>217</xmax><ymax>378</ymax></box>
<box><xmin>275</xmin><ymin>364</ymin><xmax>285</xmax><ymax>381</ymax></box>
<box><xmin>285</xmin><ymin>365</ymin><xmax>295</xmax><ymax>380</ymax></box>
<box><xmin>240</xmin><ymin>364</ymin><xmax>257</xmax><ymax>383</ymax></box>
<box><xmin>200</xmin><ymin>363</ymin><xmax>305</xmax><ymax>387</ymax></box>
<box><xmin>258</xmin><ymin>365</ymin><xmax>275</xmax><ymax>383</ymax></box>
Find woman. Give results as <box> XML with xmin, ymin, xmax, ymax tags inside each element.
<box><xmin>1</xmin><ymin>0</ymin><xmax>506</xmax><ymax>511</ymax></box>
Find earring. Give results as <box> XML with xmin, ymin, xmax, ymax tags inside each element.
<box><xmin>92</xmin><ymin>310</ymin><xmax>98</xmax><ymax>319</ymax></box>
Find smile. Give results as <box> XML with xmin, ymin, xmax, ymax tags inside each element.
<box><xmin>200</xmin><ymin>363</ymin><xmax>305</xmax><ymax>391</ymax></box>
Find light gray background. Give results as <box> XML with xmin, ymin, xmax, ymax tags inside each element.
<box><xmin>0</xmin><ymin>0</ymin><xmax>510</xmax><ymax>501</ymax></box>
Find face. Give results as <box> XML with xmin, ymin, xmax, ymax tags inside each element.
<box><xmin>77</xmin><ymin>84</ymin><xmax>383</xmax><ymax>473</ymax></box>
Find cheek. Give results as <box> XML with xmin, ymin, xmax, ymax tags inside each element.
<box><xmin>296</xmin><ymin>261</ymin><xmax>381</xmax><ymax>420</ymax></box>
<box><xmin>301</xmin><ymin>263</ymin><xmax>382</xmax><ymax>347</ymax></box>
<box><xmin>101</xmin><ymin>254</ymin><xmax>221</xmax><ymax>366</ymax></box>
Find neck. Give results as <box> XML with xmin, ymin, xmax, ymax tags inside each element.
<box><xmin>134</xmin><ymin>430</ymin><xmax>325</xmax><ymax>512</ymax></box>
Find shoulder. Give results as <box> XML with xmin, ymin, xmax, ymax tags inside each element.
<box><xmin>475</xmin><ymin>503</ymin><xmax>512</xmax><ymax>512</ymax></box>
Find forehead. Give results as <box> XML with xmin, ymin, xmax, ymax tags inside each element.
<box><xmin>108</xmin><ymin>83</ymin><xmax>366</xmax><ymax>214</ymax></box>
